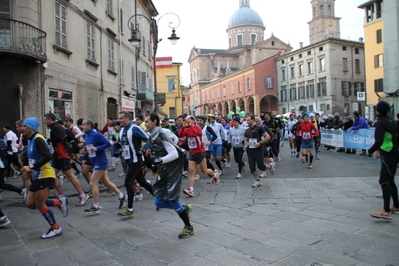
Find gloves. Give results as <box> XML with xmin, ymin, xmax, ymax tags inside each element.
<box><xmin>153</xmin><ymin>158</ymin><xmax>163</xmax><ymax>165</ymax></box>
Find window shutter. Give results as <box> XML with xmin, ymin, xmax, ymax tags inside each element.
<box><xmin>0</xmin><ymin>0</ymin><xmax>11</xmax><ymax>29</ymax></box>
<box><xmin>264</xmin><ymin>77</ymin><xmax>267</xmax><ymax>88</ymax></box>
<box><xmin>317</xmin><ymin>83</ymin><xmax>321</xmax><ymax>96</ymax></box>
<box><xmin>349</xmin><ymin>82</ymin><xmax>352</xmax><ymax>96</ymax></box>
<box><xmin>271</xmin><ymin>77</ymin><xmax>274</xmax><ymax>88</ymax></box>
<box><xmin>131</xmin><ymin>67</ymin><xmax>135</xmax><ymax>87</ymax></box>
<box><xmin>55</xmin><ymin>2</ymin><xmax>61</xmax><ymax>46</ymax></box>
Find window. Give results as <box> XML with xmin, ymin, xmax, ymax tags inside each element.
<box><xmin>238</xmin><ymin>81</ymin><xmax>241</xmax><ymax>92</ymax></box>
<box><xmin>229</xmin><ymin>38</ymin><xmax>231</xmax><ymax>48</ymax></box>
<box><xmin>343</xmin><ymin>58</ymin><xmax>348</xmax><ymax>72</ymax></box>
<box><xmin>374</xmin><ymin>54</ymin><xmax>384</xmax><ymax>68</ymax></box>
<box><xmin>237</xmin><ymin>35</ymin><xmax>243</xmax><ymax>46</ymax></box>
<box><xmin>212</xmin><ymin>90</ymin><xmax>214</xmax><ymax>100</ymax></box>
<box><xmin>87</xmin><ymin>24</ymin><xmax>95</xmax><ymax>61</ymax></box>
<box><xmin>106</xmin><ymin>0</ymin><xmax>113</xmax><ymax>15</ymax></box>
<box><xmin>342</xmin><ymin>46</ymin><xmax>347</xmax><ymax>51</ymax></box>
<box><xmin>265</xmin><ymin>76</ymin><xmax>274</xmax><ymax>89</ymax></box>
<box><xmin>341</xmin><ymin>81</ymin><xmax>351</xmax><ymax>96</ymax></box>
<box><xmin>299</xmin><ymin>64</ymin><xmax>303</xmax><ymax>76</ymax></box>
<box><xmin>247</xmin><ymin>78</ymin><xmax>252</xmax><ymax>90</ymax></box>
<box><xmin>353</xmin><ymin>82</ymin><xmax>364</xmax><ymax>94</ymax></box>
<box><xmin>223</xmin><ymin>85</ymin><xmax>226</xmax><ymax>97</ymax></box>
<box><xmin>309</xmin><ymin>105</ymin><xmax>314</xmax><ymax>111</ymax></box>
<box><xmin>290</xmin><ymin>57</ymin><xmax>294</xmax><ymax>61</ymax></box>
<box><xmin>131</xmin><ymin>67</ymin><xmax>135</xmax><ymax>88</ymax></box>
<box><xmin>355</xmin><ymin>48</ymin><xmax>359</xmax><ymax>54</ymax></box>
<box><xmin>376</xmin><ymin>29</ymin><xmax>382</xmax><ymax>43</ymax></box>
<box><xmin>308</xmin><ymin>61</ymin><xmax>313</xmax><ymax>74</ymax></box>
<box><xmin>138</xmin><ymin>71</ymin><xmax>146</xmax><ymax>86</ymax></box>
<box><xmin>55</xmin><ymin>1</ymin><xmax>67</xmax><ymax>48</ymax></box>
<box><xmin>231</xmin><ymin>83</ymin><xmax>234</xmax><ymax>94</ymax></box>
<box><xmin>374</xmin><ymin>78</ymin><xmax>383</xmax><ymax>92</ymax></box>
<box><xmin>327</xmin><ymin>104</ymin><xmax>330</xmax><ymax>111</ymax></box>
<box><xmin>319</xmin><ymin>58</ymin><xmax>325</xmax><ymax>71</ymax></box>
<box><xmin>282</xmin><ymin>69</ymin><xmax>286</xmax><ymax>81</ymax></box>
<box><xmin>290</xmin><ymin>86</ymin><xmax>297</xmax><ymax>101</ymax></box>
<box><xmin>328</xmin><ymin>4</ymin><xmax>331</xmax><ymax>13</ymax></box>
<box><xmin>119</xmin><ymin>8</ymin><xmax>123</xmax><ymax>33</ymax></box>
<box><xmin>299</xmin><ymin>54</ymin><xmax>302</xmax><ymax>58</ymax></box>
<box><xmin>313</xmin><ymin>7</ymin><xmax>316</xmax><ymax>17</ymax></box>
<box><xmin>307</xmin><ymin>50</ymin><xmax>312</xmax><ymax>55</ymax></box>
<box><xmin>280</xmin><ymin>86</ymin><xmax>287</xmax><ymax>102</ymax></box>
<box><xmin>307</xmin><ymin>82</ymin><xmax>315</xmax><ymax>98</ymax></box>
<box><xmin>218</xmin><ymin>87</ymin><xmax>221</xmax><ymax>98</ymax></box>
<box><xmin>290</xmin><ymin>66</ymin><xmax>295</xmax><ymax>79</ymax></box>
<box><xmin>317</xmin><ymin>78</ymin><xmax>327</xmax><ymax>96</ymax></box>
<box><xmin>142</xmin><ymin>36</ymin><xmax>146</xmax><ymax>55</ymax></box>
<box><xmin>169</xmin><ymin>107</ymin><xmax>176</xmax><ymax>119</ymax></box>
<box><xmin>282</xmin><ymin>60</ymin><xmax>285</xmax><ymax>64</ymax></box>
<box><xmin>251</xmin><ymin>34</ymin><xmax>256</xmax><ymax>45</ymax></box>
<box><xmin>355</xmin><ymin>59</ymin><xmax>361</xmax><ymax>73</ymax></box>
<box><xmin>299</xmin><ymin>82</ymin><xmax>305</xmax><ymax>98</ymax></box>
<box><xmin>167</xmin><ymin>78</ymin><xmax>175</xmax><ymax>92</ymax></box>
<box><xmin>108</xmin><ymin>39</ymin><xmax>114</xmax><ymax>70</ymax></box>
<box><xmin>320</xmin><ymin>104</ymin><xmax>326</xmax><ymax>112</ymax></box>
<box><xmin>319</xmin><ymin>46</ymin><xmax>323</xmax><ymax>51</ymax></box>
<box><xmin>320</xmin><ymin>5</ymin><xmax>324</xmax><ymax>15</ymax></box>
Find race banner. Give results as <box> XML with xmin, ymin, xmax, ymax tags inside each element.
<box><xmin>320</xmin><ymin>128</ymin><xmax>344</xmax><ymax>147</ymax></box>
<box><xmin>343</xmin><ymin>129</ymin><xmax>375</xmax><ymax>150</ymax></box>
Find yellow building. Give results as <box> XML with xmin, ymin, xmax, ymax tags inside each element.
<box><xmin>358</xmin><ymin>0</ymin><xmax>384</xmax><ymax>112</ymax></box>
<box><xmin>156</xmin><ymin>57</ymin><xmax>183</xmax><ymax>118</ymax></box>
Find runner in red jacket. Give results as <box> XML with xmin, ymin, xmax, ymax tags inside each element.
<box><xmin>296</xmin><ymin>114</ymin><xmax>319</xmax><ymax>169</ymax></box>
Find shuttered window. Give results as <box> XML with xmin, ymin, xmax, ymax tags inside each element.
<box><xmin>55</xmin><ymin>1</ymin><xmax>67</xmax><ymax>48</ymax></box>
<box><xmin>87</xmin><ymin>24</ymin><xmax>95</xmax><ymax>61</ymax></box>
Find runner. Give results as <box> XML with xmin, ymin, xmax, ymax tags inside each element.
<box><xmin>208</xmin><ymin>115</ymin><xmax>227</xmax><ymax>174</ymax></box>
<box><xmin>179</xmin><ymin>116</ymin><xmax>216</xmax><ymax>197</ymax></box>
<box><xmin>287</xmin><ymin>114</ymin><xmax>298</xmax><ymax>156</ymax></box>
<box><xmin>65</xmin><ymin>118</ymin><xmax>84</xmax><ymax>177</ymax></box>
<box><xmin>296</xmin><ymin>114</ymin><xmax>319</xmax><ymax>169</ymax></box>
<box><xmin>229</xmin><ymin>117</ymin><xmax>246</xmax><ymax>179</ymax></box>
<box><xmin>255</xmin><ymin>117</ymin><xmax>276</xmax><ymax>178</ymax></box>
<box><xmin>81</xmin><ymin>119</ymin><xmax>126</xmax><ymax>214</ymax></box>
<box><xmin>21</xmin><ymin>117</ymin><xmax>68</xmax><ymax>239</ymax></box>
<box><xmin>145</xmin><ymin>113</ymin><xmax>194</xmax><ymax>239</ymax></box>
<box><xmin>244</xmin><ymin>115</ymin><xmax>271</xmax><ymax>187</ymax></box>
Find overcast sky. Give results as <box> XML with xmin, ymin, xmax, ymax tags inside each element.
<box><xmin>151</xmin><ymin>0</ymin><xmax>367</xmax><ymax>85</ymax></box>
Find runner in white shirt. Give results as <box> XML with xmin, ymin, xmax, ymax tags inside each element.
<box><xmin>287</xmin><ymin>114</ymin><xmax>298</xmax><ymax>156</ymax></box>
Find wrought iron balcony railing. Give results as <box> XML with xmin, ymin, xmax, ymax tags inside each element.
<box><xmin>0</xmin><ymin>19</ymin><xmax>47</xmax><ymax>62</ymax></box>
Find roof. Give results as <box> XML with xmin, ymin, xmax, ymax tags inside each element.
<box><xmin>358</xmin><ymin>0</ymin><xmax>382</xmax><ymax>8</ymax></box>
<box><xmin>227</xmin><ymin>6</ymin><xmax>265</xmax><ymax>29</ymax></box>
<box><xmin>192</xmin><ymin>48</ymin><xmax>240</xmax><ymax>56</ymax></box>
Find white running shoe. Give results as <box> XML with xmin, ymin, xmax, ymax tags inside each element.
<box><xmin>252</xmin><ymin>180</ymin><xmax>262</xmax><ymax>187</ymax></box>
<box><xmin>236</xmin><ymin>173</ymin><xmax>242</xmax><ymax>179</ymax></box>
<box><xmin>41</xmin><ymin>227</ymin><xmax>63</xmax><ymax>239</ymax></box>
<box><xmin>260</xmin><ymin>171</ymin><xmax>267</xmax><ymax>178</ymax></box>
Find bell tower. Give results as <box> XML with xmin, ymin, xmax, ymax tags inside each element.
<box><xmin>239</xmin><ymin>0</ymin><xmax>250</xmax><ymax>7</ymax></box>
<box><xmin>308</xmin><ymin>0</ymin><xmax>341</xmax><ymax>44</ymax></box>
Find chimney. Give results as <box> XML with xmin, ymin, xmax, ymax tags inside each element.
<box><xmin>358</xmin><ymin>37</ymin><xmax>364</xmax><ymax>43</ymax></box>
<box><xmin>299</xmin><ymin>42</ymin><xmax>303</xmax><ymax>48</ymax></box>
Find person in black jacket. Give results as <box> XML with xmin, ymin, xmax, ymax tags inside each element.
<box><xmin>342</xmin><ymin>116</ymin><xmax>355</xmax><ymax>154</ymax></box>
<box><xmin>368</xmin><ymin>101</ymin><xmax>399</xmax><ymax>219</ymax></box>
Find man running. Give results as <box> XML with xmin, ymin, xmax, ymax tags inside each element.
<box><xmin>21</xmin><ymin>117</ymin><xmax>68</xmax><ymax>239</ymax></box>
<box><xmin>208</xmin><ymin>115</ymin><xmax>227</xmax><ymax>174</ymax></box>
<box><xmin>145</xmin><ymin>113</ymin><xmax>194</xmax><ymax>239</ymax></box>
<box><xmin>287</xmin><ymin>114</ymin><xmax>297</xmax><ymax>156</ymax></box>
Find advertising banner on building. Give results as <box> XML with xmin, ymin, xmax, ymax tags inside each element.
<box><xmin>122</xmin><ymin>97</ymin><xmax>135</xmax><ymax>112</ymax></box>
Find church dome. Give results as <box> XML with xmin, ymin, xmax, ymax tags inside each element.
<box><xmin>227</xmin><ymin>6</ymin><xmax>265</xmax><ymax>29</ymax></box>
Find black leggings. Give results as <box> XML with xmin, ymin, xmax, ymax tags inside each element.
<box><xmin>247</xmin><ymin>148</ymin><xmax>266</xmax><ymax>173</ymax></box>
<box><xmin>0</xmin><ymin>168</ymin><xmax>22</xmax><ymax>194</ymax></box>
<box><xmin>379</xmin><ymin>154</ymin><xmax>399</xmax><ymax>212</ymax></box>
<box><xmin>125</xmin><ymin>162</ymin><xmax>154</xmax><ymax>209</ymax></box>
<box><xmin>5</xmin><ymin>153</ymin><xmax>20</xmax><ymax>177</ymax></box>
<box><xmin>295</xmin><ymin>137</ymin><xmax>302</xmax><ymax>153</ymax></box>
<box><xmin>233</xmin><ymin>147</ymin><xmax>245</xmax><ymax>173</ymax></box>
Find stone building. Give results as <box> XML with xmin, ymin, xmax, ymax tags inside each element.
<box><xmin>188</xmin><ymin>0</ymin><xmax>292</xmax><ymax>116</ymax></box>
<box><xmin>276</xmin><ymin>0</ymin><xmax>366</xmax><ymax>116</ymax></box>
<box><xmin>0</xmin><ymin>0</ymin><xmax>157</xmax><ymax>131</ymax></box>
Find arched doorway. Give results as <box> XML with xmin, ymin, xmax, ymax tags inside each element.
<box><xmin>247</xmin><ymin>96</ymin><xmax>255</xmax><ymax>115</ymax></box>
<box><xmin>230</xmin><ymin>100</ymin><xmax>237</xmax><ymax>114</ymax></box>
<box><xmin>107</xmin><ymin>97</ymin><xmax>118</xmax><ymax>120</ymax></box>
<box><xmin>217</xmin><ymin>103</ymin><xmax>223</xmax><ymax>115</ymax></box>
<box><xmin>238</xmin><ymin>98</ymin><xmax>245</xmax><ymax>113</ymax></box>
<box><xmin>259</xmin><ymin>95</ymin><xmax>278</xmax><ymax>113</ymax></box>
<box><xmin>223</xmin><ymin>102</ymin><xmax>229</xmax><ymax>115</ymax></box>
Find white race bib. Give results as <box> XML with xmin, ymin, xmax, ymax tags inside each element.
<box><xmin>249</xmin><ymin>138</ymin><xmax>257</xmax><ymax>149</ymax></box>
<box><xmin>233</xmin><ymin>136</ymin><xmax>241</xmax><ymax>145</ymax></box>
<box><xmin>28</xmin><ymin>158</ymin><xmax>35</xmax><ymax>168</ymax></box>
<box><xmin>87</xmin><ymin>144</ymin><xmax>96</xmax><ymax>158</ymax></box>
<box><xmin>188</xmin><ymin>137</ymin><xmax>197</xmax><ymax>149</ymax></box>
<box><xmin>122</xmin><ymin>145</ymin><xmax>131</xmax><ymax>160</ymax></box>
<box><xmin>303</xmin><ymin>132</ymin><xmax>311</xmax><ymax>140</ymax></box>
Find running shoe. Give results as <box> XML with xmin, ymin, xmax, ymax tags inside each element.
<box><xmin>104</xmin><ymin>190</ymin><xmax>115</xmax><ymax>197</ymax></box>
<box><xmin>134</xmin><ymin>193</ymin><xmax>143</xmax><ymax>201</ymax></box>
<box><xmin>182</xmin><ymin>171</ymin><xmax>189</xmax><ymax>178</ymax></box>
<box><xmin>296</xmin><ymin>153</ymin><xmax>300</xmax><ymax>158</ymax></box>
<box><xmin>183</xmin><ymin>187</ymin><xmax>194</xmax><ymax>197</ymax></box>
<box><xmin>391</xmin><ymin>206</ymin><xmax>399</xmax><ymax>214</ymax></box>
<box><xmin>118</xmin><ymin>172</ymin><xmax>125</xmax><ymax>177</ymax></box>
<box><xmin>276</xmin><ymin>155</ymin><xmax>281</xmax><ymax>162</ymax></box>
<box><xmin>76</xmin><ymin>194</ymin><xmax>89</xmax><ymax>207</ymax></box>
<box><xmin>86</xmin><ymin>190</ymin><xmax>92</xmax><ymax>197</ymax></box>
<box><xmin>59</xmin><ymin>197</ymin><xmax>69</xmax><ymax>217</ymax></box>
<box><xmin>301</xmin><ymin>157</ymin><xmax>306</xmax><ymax>163</ymax></box>
<box><xmin>20</xmin><ymin>188</ymin><xmax>27</xmax><ymax>202</ymax></box>
<box><xmin>236</xmin><ymin>173</ymin><xmax>242</xmax><ymax>179</ymax></box>
<box><xmin>370</xmin><ymin>209</ymin><xmax>392</xmax><ymax>220</ymax></box>
<box><xmin>316</xmin><ymin>155</ymin><xmax>320</xmax><ymax>160</ymax></box>
<box><xmin>376</xmin><ymin>192</ymin><xmax>383</xmax><ymax>198</ymax></box>
<box><xmin>260</xmin><ymin>171</ymin><xmax>267</xmax><ymax>178</ymax></box>
<box><xmin>119</xmin><ymin>194</ymin><xmax>126</xmax><ymax>209</ymax></box>
<box><xmin>308</xmin><ymin>163</ymin><xmax>313</xmax><ymax>169</ymax></box>
<box><xmin>243</xmin><ymin>162</ymin><xmax>247</xmax><ymax>172</ymax></box>
<box><xmin>178</xmin><ymin>225</ymin><xmax>194</xmax><ymax>239</ymax></box>
<box><xmin>84</xmin><ymin>205</ymin><xmax>100</xmax><ymax>214</ymax></box>
<box><xmin>41</xmin><ymin>227</ymin><xmax>63</xmax><ymax>239</ymax></box>
<box><xmin>305</xmin><ymin>154</ymin><xmax>309</xmax><ymax>163</ymax></box>
<box><xmin>117</xmin><ymin>208</ymin><xmax>134</xmax><ymax>219</ymax></box>
<box><xmin>220</xmin><ymin>170</ymin><xmax>224</xmax><ymax>175</ymax></box>
<box><xmin>13</xmin><ymin>170</ymin><xmax>21</xmax><ymax>179</ymax></box>
<box><xmin>74</xmin><ymin>171</ymin><xmax>81</xmax><ymax>178</ymax></box>
<box><xmin>194</xmin><ymin>174</ymin><xmax>200</xmax><ymax>181</ymax></box>
<box><xmin>0</xmin><ymin>217</ymin><xmax>10</xmax><ymax>228</ymax></box>
<box><xmin>107</xmin><ymin>166</ymin><xmax>116</xmax><ymax>171</ymax></box>
<box><xmin>98</xmin><ymin>182</ymin><xmax>104</xmax><ymax>188</ymax></box>
<box><xmin>270</xmin><ymin>164</ymin><xmax>275</xmax><ymax>175</ymax></box>
<box><xmin>214</xmin><ymin>176</ymin><xmax>220</xmax><ymax>184</ymax></box>
<box><xmin>252</xmin><ymin>180</ymin><xmax>262</xmax><ymax>187</ymax></box>
<box><xmin>207</xmin><ymin>178</ymin><xmax>214</xmax><ymax>184</ymax></box>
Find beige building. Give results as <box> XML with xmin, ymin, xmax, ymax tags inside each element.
<box><xmin>0</xmin><ymin>0</ymin><xmax>157</xmax><ymax>130</ymax></box>
<box><xmin>276</xmin><ymin>0</ymin><xmax>366</xmax><ymax>116</ymax></box>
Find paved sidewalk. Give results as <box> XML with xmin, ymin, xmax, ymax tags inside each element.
<box><xmin>0</xmin><ymin>146</ymin><xmax>399</xmax><ymax>266</ymax></box>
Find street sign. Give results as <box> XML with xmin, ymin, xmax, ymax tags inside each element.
<box><xmin>357</xmin><ymin>92</ymin><xmax>365</xmax><ymax>101</ymax></box>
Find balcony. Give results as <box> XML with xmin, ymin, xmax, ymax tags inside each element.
<box><xmin>0</xmin><ymin>19</ymin><xmax>47</xmax><ymax>62</ymax></box>
<box><xmin>137</xmin><ymin>86</ymin><xmax>154</xmax><ymax>103</ymax></box>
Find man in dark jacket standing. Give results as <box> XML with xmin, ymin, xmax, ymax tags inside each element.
<box><xmin>368</xmin><ymin>101</ymin><xmax>399</xmax><ymax>220</ymax></box>
<box><xmin>145</xmin><ymin>113</ymin><xmax>194</xmax><ymax>239</ymax></box>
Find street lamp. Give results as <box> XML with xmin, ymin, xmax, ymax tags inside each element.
<box><xmin>127</xmin><ymin>13</ymin><xmax>180</xmax><ymax>113</ymax></box>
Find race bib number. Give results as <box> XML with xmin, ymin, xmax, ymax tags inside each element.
<box><xmin>303</xmin><ymin>132</ymin><xmax>311</xmax><ymax>140</ymax></box>
<box><xmin>188</xmin><ymin>138</ymin><xmax>197</xmax><ymax>149</ymax></box>
<box><xmin>233</xmin><ymin>136</ymin><xmax>241</xmax><ymax>145</ymax></box>
<box><xmin>28</xmin><ymin>159</ymin><xmax>35</xmax><ymax>168</ymax></box>
<box><xmin>48</xmin><ymin>143</ymin><xmax>54</xmax><ymax>154</ymax></box>
<box><xmin>248</xmin><ymin>138</ymin><xmax>257</xmax><ymax>149</ymax></box>
<box><xmin>122</xmin><ymin>145</ymin><xmax>131</xmax><ymax>160</ymax></box>
<box><xmin>87</xmin><ymin>144</ymin><xmax>96</xmax><ymax>158</ymax></box>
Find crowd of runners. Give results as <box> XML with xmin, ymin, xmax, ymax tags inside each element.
<box><xmin>0</xmin><ymin>101</ymin><xmax>398</xmax><ymax>240</ymax></box>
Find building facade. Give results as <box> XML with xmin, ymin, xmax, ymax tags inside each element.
<box><xmin>277</xmin><ymin>0</ymin><xmax>366</xmax><ymax>117</ymax></box>
<box><xmin>0</xmin><ymin>0</ymin><xmax>157</xmax><ymax>131</ymax></box>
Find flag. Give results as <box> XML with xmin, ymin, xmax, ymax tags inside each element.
<box><xmin>156</xmin><ymin>57</ymin><xmax>173</xmax><ymax>69</ymax></box>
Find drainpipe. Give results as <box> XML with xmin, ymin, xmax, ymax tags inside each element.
<box><xmin>118</xmin><ymin>0</ymin><xmax>123</xmax><ymax>113</ymax></box>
